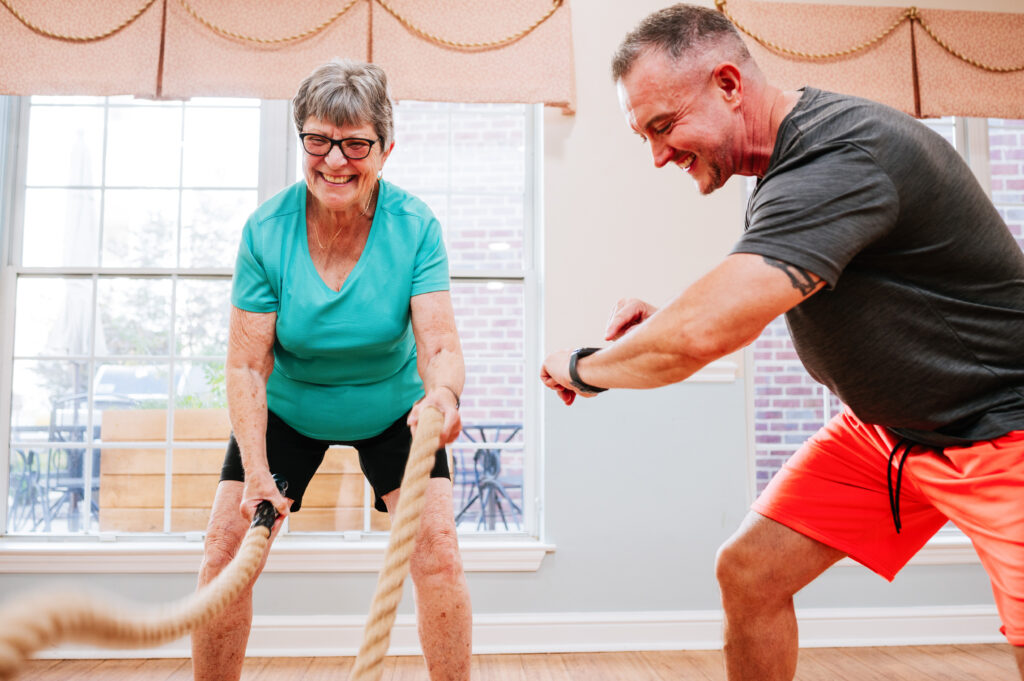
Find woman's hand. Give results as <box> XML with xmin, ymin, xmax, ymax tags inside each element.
<box><xmin>239</xmin><ymin>469</ymin><xmax>290</xmax><ymax>528</ymax></box>
<box><xmin>408</xmin><ymin>386</ymin><xmax>462</xmax><ymax>445</ymax></box>
<box><xmin>605</xmin><ymin>298</ymin><xmax>659</xmax><ymax>341</ymax></box>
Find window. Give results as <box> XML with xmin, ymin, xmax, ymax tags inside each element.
<box><xmin>749</xmin><ymin>117</ymin><xmax>1024</xmax><ymax>501</ymax></box>
<box><xmin>1</xmin><ymin>96</ymin><xmax>540</xmax><ymax>540</ymax></box>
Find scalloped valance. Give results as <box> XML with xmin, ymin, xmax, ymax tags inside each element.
<box><xmin>717</xmin><ymin>0</ymin><xmax>1024</xmax><ymax>119</ymax></box>
<box><xmin>0</xmin><ymin>0</ymin><xmax>576</xmax><ymax>112</ymax></box>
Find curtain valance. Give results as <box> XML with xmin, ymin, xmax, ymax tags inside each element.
<box><xmin>0</xmin><ymin>0</ymin><xmax>576</xmax><ymax>112</ymax></box>
<box><xmin>717</xmin><ymin>0</ymin><xmax>1024</xmax><ymax>119</ymax></box>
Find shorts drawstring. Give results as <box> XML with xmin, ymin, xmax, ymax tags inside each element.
<box><xmin>887</xmin><ymin>439</ymin><xmax>913</xmax><ymax>534</ymax></box>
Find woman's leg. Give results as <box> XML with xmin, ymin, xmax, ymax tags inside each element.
<box><xmin>382</xmin><ymin>478</ymin><xmax>472</xmax><ymax>681</ymax></box>
<box><xmin>191</xmin><ymin>480</ymin><xmax>275</xmax><ymax>681</ymax></box>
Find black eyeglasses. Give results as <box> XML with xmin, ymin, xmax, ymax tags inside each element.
<box><xmin>299</xmin><ymin>133</ymin><xmax>379</xmax><ymax>160</ymax></box>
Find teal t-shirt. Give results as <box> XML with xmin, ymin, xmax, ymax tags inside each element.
<box><xmin>231</xmin><ymin>180</ymin><xmax>450</xmax><ymax>440</ymax></box>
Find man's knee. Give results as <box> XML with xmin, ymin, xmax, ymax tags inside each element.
<box><xmin>715</xmin><ymin>532</ymin><xmax>769</xmax><ymax>596</ymax></box>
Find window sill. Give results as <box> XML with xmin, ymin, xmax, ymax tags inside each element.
<box><xmin>0</xmin><ymin>537</ymin><xmax>555</xmax><ymax>573</ymax></box>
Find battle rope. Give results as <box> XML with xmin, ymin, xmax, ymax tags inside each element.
<box><xmin>0</xmin><ymin>477</ymin><xmax>286</xmax><ymax>680</ymax></box>
<box><xmin>0</xmin><ymin>409</ymin><xmax>442</xmax><ymax>680</ymax></box>
<box><xmin>350</xmin><ymin>406</ymin><xmax>443</xmax><ymax>681</ymax></box>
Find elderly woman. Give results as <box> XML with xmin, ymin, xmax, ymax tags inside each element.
<box><xmin>191</xmin><ymin>60</ymin><xmax>470</xmax><ymax>681</ymax></box>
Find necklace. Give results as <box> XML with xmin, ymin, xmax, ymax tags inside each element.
<box><xmin>313</xmin><ymin>182</ymin><xmax>377</xmax><ymax>251</ymax></box>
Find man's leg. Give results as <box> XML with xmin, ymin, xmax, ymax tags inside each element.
<box><xmin>383</xmin><ymin>478</ymin><xmax>472</xmax><ymax>681</ymax></box>
<box><xmin>192</xmin><ymin>480</ymin><xmax>274</xmax><ymax>681</ymax></box>
<box><xmin>716</xmin><ymin>512</ymin><xmax>846</xmax><ymax>681</ymax></box>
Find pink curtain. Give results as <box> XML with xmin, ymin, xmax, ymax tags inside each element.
<box><xmin>160</xmin><ymin>0</ymin><xmax>369</xmax><ymax>100</ymax></box>
<box><xmin>0</xmin><ymin>0</ymin><xmax>163</xmax><ymax>97</ymax></box>
<box><xmin>0</xmin><ymin>0</ymin><xmax>575</xmax><ymax>111</ymax></box>
<box><xmin>371</xmin><ymin>0</ymin><xmax>576</xmax><ymax>112</ymax></box>
<box><xmin>722</xmin><ymin>0</ymin><xmax>1024</xmax><ymax>119</ymax></box>
<box><xmin>914</xmin><ymin>9</ymin><xmax>1024</xmax><ymax>119</ymax></box>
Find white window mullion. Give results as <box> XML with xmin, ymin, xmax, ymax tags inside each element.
<box><xmin>960</xmin><ymin>117</ymin><xmax>992</xmax><ymax>198</ymax></box>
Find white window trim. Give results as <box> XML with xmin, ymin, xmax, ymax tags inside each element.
<box><xmin>0</xmin><ymin>537</ymin><xmax>555</xmax><ymax>573</ymax></box>
<box><xmin>0</xmin><ymin>96</ymin><xmax>553</xmax><ymax>569</ymax></box>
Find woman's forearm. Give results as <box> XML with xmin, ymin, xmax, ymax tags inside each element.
<box><xmin>226</xmin><ymin>364</ymin><xmax>272</xmax><ymax>476</ymax></box>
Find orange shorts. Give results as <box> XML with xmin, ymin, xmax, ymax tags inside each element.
<box><xmin>752</xmin><ymin>409</ymin><xmax>1024</xmax><ymax>645</ymax></box>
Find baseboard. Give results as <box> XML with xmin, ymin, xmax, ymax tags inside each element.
<box><xmin>39</xmin><ymin>605</ymin><xmax>1004</xmax><ymax>659</ymax></box>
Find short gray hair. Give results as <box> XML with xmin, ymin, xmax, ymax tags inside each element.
<box><xmin>611</xmin><ymin>4</ymin><xmax>750</xmax><ymax>82</ymax></box>
<box><xmin>292</xmin><ymin>59</ymin><xmax>395</xmax><ymax>150</ymax></box>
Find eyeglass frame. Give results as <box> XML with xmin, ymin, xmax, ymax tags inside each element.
<box><xmin>298</xmin><ymin>133</ymin><xmax>380</xmax><ymax>160</ymax></box>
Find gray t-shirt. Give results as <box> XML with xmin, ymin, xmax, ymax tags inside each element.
<box><xmin>734</xmin><ymin>87</ymin><xmax>1024</xmax><ymax>446</ymax></box>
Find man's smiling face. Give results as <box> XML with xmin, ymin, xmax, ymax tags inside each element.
<box><xmin>618</xmin><ymin>48</ymin><xmax>740</xmax><ymax>195</ymax></box>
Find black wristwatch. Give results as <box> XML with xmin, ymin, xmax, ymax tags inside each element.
<box><xmin>568</xmin><ymin>347</ymin><xmax>607</xmax><ymax>394</ymax></box>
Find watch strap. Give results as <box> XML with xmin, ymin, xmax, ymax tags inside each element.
<box><xmin>568</xmin><ymin>347</ymin><xmax>607</xmax><ymax>394</ymax></box>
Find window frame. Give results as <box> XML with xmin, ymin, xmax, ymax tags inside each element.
<box><xmin>0</xmin><ymin>96</ymin><xmax>552</xmax><ymax>570</ymax></box>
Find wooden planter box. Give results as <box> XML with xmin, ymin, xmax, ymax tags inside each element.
<box><xmin>99</xmin><ymin>408</ymin><xmax>389</xmax><ymax>533</ymax></box>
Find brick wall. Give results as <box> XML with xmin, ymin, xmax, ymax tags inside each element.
<box><xmin>389</xmin><ymin>103</ymin><xmax>529</xmax><ymax>526</ymax></box>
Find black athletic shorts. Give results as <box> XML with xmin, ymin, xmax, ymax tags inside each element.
<box><xmin>220</xmin><ymin>409</ymin><xmax>450</xmax><ymax>512</ymax></box>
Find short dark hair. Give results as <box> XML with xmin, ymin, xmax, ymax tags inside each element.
<box><xmin>611</xmin><ymin>3</ymin><xmax>750</xmax><ymax>81</ymax></box>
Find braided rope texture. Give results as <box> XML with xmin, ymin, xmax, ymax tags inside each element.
<box><xmin>0</xmin><ymin>0</ymin><xmax>158</xmax><ymax>42</ymax></box>
<box><xmin>350</xmin><ymin>407</ymin><xmax>443</xmax><ymax>681</ymax></box>
<box><xmin>716</xmin><ymin>0</ymin><xmax>1024</xmax><ymax>73</ymax></box>
<box><xmin>375</xmin><ymin>0</ymin><xmax>563</xmax><ymax>50</ymax></box>
<box><xmin>2</xmin><ymin>0</ymin><xmax>562</xmax><ymax>49</ymax></box>
<box><xmin>0</xmin><ymin>525</ymin><xmax>270</xmax><ymax>680</ymax></box>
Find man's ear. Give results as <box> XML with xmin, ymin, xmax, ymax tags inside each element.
<box><xmin>713</xmin><ymin>62</ymin><xmax>743</xmax><ymax>106</ymax></box>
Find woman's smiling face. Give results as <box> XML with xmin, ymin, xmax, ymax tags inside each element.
<box><xmin>301</xmin><ymin>116</ymin><xmax>391</xmax><ymax>215</ymax></box>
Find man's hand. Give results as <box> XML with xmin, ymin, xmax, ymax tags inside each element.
<box><xmin>605</xmin><ymin>298</ymin><xmax>658</xmax><ymax>340</ymax></box>
<box><xmin>540</xmin><ymin>348</ymin><xmax>604</xmax><ymax>405</ymax></box>
<box><xmin>540</xmin><ymin>349</ymin><xmax>577</xmax><ymax>405</ymax></box>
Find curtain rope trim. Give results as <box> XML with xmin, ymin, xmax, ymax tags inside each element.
<box><xmin>0</xmin><ymin>0</ymin><xmax>159</xmax><ymax>42</ymax></box>
<box><xmin>3</xmin><ymin>0</ymin><xmax>565</xmax><ymax>51</ymax></box>
<box><xmin>178</xmin><ymin>0</ymin><xmax>360</xmax><ymax>44</ymax></box>
<box><xmin>716</xmin><ymin>1</ymin><xmax>1024</xmax><ymax>73</ymax></box>
<box><xmin>374</xmin><ymin>0</ymin><xmax>564</xmax><ymax>50</ymax></box>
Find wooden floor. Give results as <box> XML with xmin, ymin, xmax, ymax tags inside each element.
<box><xmin>20</xmin><ymin>644</ymin><xmax>1019</xmax><ymax>680</ymax></box>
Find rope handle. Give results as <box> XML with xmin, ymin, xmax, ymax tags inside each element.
<box><xmin>0</xmin><ymin>477</ymin><xmax>289</xmax><ymax>680</ymax></box>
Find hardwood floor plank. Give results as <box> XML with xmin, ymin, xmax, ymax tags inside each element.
<box><xmin>390</xmin><ymin>655</ymin><xmax>431</xmax><ymax>681</ymax></box>
<box><xmin>237</xmin><ymin>656</ymin><xmax>270</xmax><ymax>681</ymax></box>
<box><xmin>133</xmin><ymin>658</ymin><xmax>189</xmax><ymax>681</ymax></box>
<box><xmin>952</xmin><ymin>643</ymin><xmax>1019</xmax><ymax>672</ymax></box>
<box><xmin>518</xmin><ymin>653</ymin><xmax>570</xmax><ymax>681</ymax></box>
<box><xmin>26</xmin><ymin>658</ymin><xmax>105</xmax><ymax>680</ymax></box>
<box><xmin>303</xmin><ymin>656</ymin><xmax>354</xmax><ymax>680</ymax></box>
<box><xmin>20</xmin><ymin>645</ymin><xmax>1018</xmax><ymax>681</ymax></box>
<box><xmin>638</xmin><ymin>649</ymin><xmax>720</xmax><ymax>680</ymax></box>
<box><xmin>248</xmin><ymin>656</ymin><xmax>314</xmax><ymax>681</ymax></box>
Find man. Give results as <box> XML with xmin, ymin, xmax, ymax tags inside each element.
<box><xmin>540</xmin><ymin>4</ymin><xmax>1024</xmax><ymax>680</ymax></box>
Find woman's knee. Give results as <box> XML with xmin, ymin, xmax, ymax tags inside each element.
<box><xmin>199</xmin><ymin>482</ymin><xmax>250</xmax><ymax>578</ymax></box>
<box><xmin>411</xmin><ymin>517</ymin><xmax>463</xmax><ymax>582</ymax></box>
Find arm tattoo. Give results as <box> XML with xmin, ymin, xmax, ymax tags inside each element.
<box><xmin>761</xmin><ymin>257</ymin><xmax>820</xmax><ymax>296</ymax></box>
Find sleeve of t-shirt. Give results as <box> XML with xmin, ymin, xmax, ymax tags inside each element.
<box><xmin>732</xmin><ymin>144</ymin><xmax>899</xmax><ymax>288</ymax></box>
<box><xmin>411</xmin><ymin>214</ymin><xmax>450</xmax><ymax>296</ymax></box>
<box><xmin>231</xmin><ymin>216</ymin><xmax>279</xmax><ymax>313</ymax></box>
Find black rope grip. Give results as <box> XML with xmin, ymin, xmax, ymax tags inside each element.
<box><xmin>251</xmin><ymin>475</ymin><xmax>289</xmax><ymax>530</ymax></box>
